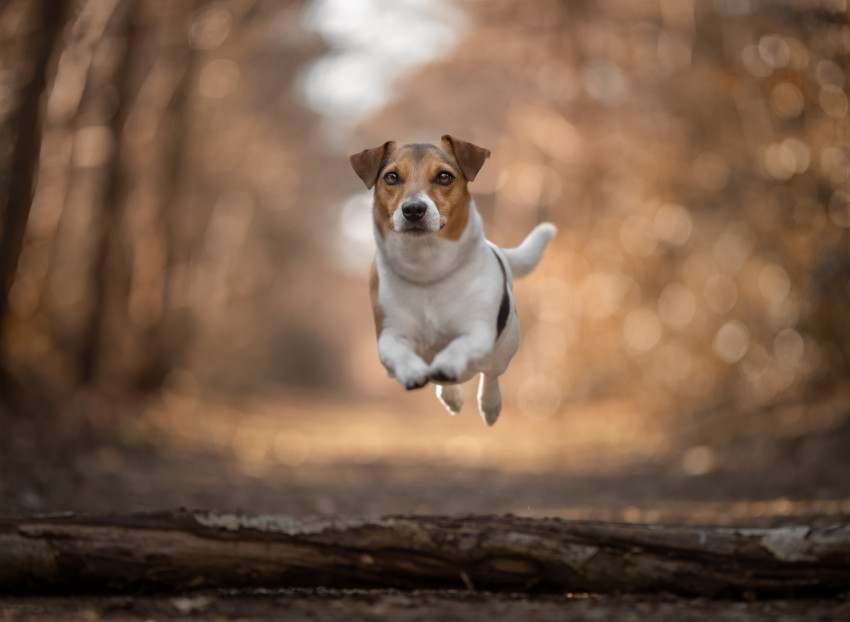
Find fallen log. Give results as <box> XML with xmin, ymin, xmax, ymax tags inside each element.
<box><xmin>1</xmin><ymin>512</ymin><xmax>848</xmax><ymax>597</ymax></box>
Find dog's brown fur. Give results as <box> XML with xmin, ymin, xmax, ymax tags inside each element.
<box><xmin>349</xmin><ymin>135</ymin><xmax>490</xmax><ymax>241</ymax></box>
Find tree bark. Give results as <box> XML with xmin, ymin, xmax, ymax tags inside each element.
<box><xmin>0</xmin><ymin>512</ymin><xmax>848</xmax><ymax>597</ymax></box>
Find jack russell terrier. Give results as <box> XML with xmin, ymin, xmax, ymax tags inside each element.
<box><xmin>350</xmin><ymin>135</ymin><xmax>556</xmax><ymax>425</ymax></box>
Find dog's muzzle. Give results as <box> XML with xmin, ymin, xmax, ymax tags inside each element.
<box><xmin>394</xmin><ymin>194</ymin><xmax>440</xmax><ymax>234</ymax></box>
<box><xmin>401</xmin><ymin>200</ymin><xmax>427</xmax><ymax>222</ymax></box>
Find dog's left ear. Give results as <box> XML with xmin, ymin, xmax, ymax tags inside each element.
<box><xmin>350</xmin><ymin>141</ymin><xmax>395</xmax><ymax>189</ymax></box>
<box><xmin>441</xmin><ymin>135</ymin><xmax>490</xmax><ymax>182</ymax></box>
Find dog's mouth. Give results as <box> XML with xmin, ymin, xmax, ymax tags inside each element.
<box><xmin>398</xmin><ymin>223</ymin><xmax>434</xmax><ymax>235</ymax></box>
<box><xmin>397</xmin><ymin>222</ymin><xmax>447</xmax><ymax>236</ymax></box>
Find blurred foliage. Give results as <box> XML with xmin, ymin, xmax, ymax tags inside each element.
<box><xmin>0</xmin><ymin>0</ymin><xmax>848</xmax><ymax>422</ymax></box>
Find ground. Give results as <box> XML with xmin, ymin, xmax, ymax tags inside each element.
<box><xmin>1</xmin><ymin>386</ymin><xmax>849</xmax><ymax>619</ymax></box>
<box><xmin>4</xmin><ymin>589</ymin><xmax>850</xmax><ymax>622</ymax></box>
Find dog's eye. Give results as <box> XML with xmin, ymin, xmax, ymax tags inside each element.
<box><xmin>435</xmin><ymin>171</ymin><xmax>454</xmax><ymax>185</ymax></box>
<box><xmin>383</xmin><ymin>171</ymin><xmax>399</xmax><ymax>185</ymax></box>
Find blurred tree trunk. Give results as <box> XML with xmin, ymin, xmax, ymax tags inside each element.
<box><xmin>79</xmin><ymin>0</ymin><xmax>203</xmax><ymax>392</ymax></box>
<box><xmin>1</xmin><ymin>0</ymin><xmax>207</xmax><ymax>394</ymax></box>
<box><xmin>78</xmin><ymin>0</ymin><xmax>138</xmax><ymax>385</ymax></box>
<box><xmin>136</xmin><ymin>1</ymin><xmax>198</xmax><ymax>391</ymax></box>
<box><xmin>0</xmin><ymin>0</ymin><xmax>68</xmax><ymax>344</ymax></box>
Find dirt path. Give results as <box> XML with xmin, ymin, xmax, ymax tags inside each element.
<box><xmin>2</xmin><ymin>391</ymin><xmax>849</xmax><ymax>619</ymax></box>
<box><xmin>3</xmin><ymin>590</ymin><xmax>849</xmax><ymax>622</ymax></box>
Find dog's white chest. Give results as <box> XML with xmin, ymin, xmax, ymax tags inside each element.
<box><xmin>378</xmin><ymin>267</ymin><xmax>470</xmax><ymax>358</ymax></box>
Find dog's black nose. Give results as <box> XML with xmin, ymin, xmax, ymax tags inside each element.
<box><xmin>401</xmin><ymin>201</ymin><xmax>427</xmax><ymax>222</ymax></box>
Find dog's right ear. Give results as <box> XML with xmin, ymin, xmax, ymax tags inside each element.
<box><xmin>350</xmin><ymin>141</ymin><xmax>395</xmax><ymax>189</ymax></box>
<box><xmin>441</xmin><ymin>135</ymin><xmax>490</xmax><ymax>182</ymax></box>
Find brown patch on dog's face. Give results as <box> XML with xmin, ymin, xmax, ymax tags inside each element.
<box><xmin>350</xmin><ymin>137</ymin><xmax>490</xmax><ymax>240</ymax></box>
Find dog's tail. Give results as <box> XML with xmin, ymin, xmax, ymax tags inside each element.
<box><xmin>503</xmin><ymin>222</ymin><xmax>557</xmax><ymax>279</ymax></box>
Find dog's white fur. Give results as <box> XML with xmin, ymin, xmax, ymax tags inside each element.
<box><xmin>352</xmin><ymin>137</ymin><xmax>556</xmax><ymax>425</ymax></box>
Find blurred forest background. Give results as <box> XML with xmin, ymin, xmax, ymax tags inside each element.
<box><xmin>1</xmin><ymin>0</ymin><xmax>849</xmax><ymax>519</ymax></box>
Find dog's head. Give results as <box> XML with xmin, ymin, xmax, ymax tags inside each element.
<box><xmin>350</xmin><ymin>135</ymin><xmax>490</xmax><ymax>240</ymax></box>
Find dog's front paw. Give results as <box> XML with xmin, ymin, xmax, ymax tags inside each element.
<box><xmin>394</xmin><ymin>361</ymin><xmax>430</xmax><ymax>391</ymax></box>
<box><xmin>428</xmin><ymin>369</ymin><xmax>457</xmax><ymax>383</ymax></box>
<box><xmin>402</xmin><ymin>376</ymin><xmax>428</xmax><ymax>390</ymax></box>
<box><xmin>428</xmin><ymin>352</ymin><xmax>466</xmax><ymax>385</ymax></box>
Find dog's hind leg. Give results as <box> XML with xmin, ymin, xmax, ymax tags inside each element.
<box><xmin>436</xmin><ymin>384</ymin><xmax>464</xmax><ymax>415</ymax></box>
<box><xmin>477</xmin><ymin>374</ymin><xmax>502</xmax><ymax>426</ymax></box>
